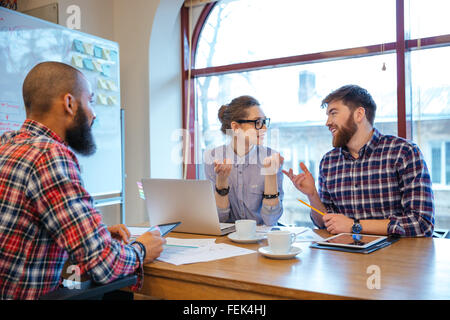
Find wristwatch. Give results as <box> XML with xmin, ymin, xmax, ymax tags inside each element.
<box><xmin>352</xmin><ymin>219</ymin><xmax>362</xmax><ymax>234</ymax></box>
<box><xmin>215</xmin><ymin>185</ymin><xmax>230</xmax><ymax>196</ymax></box>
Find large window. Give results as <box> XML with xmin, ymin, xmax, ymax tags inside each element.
<box><xmin>411</xmin><ymin>45</ymin><xmax>450</xmax><ymax>229</ymax></box>
<box><xmin>182</xmin><ymin>0</ymin><xmax>450</xmax><ymax>229</ymax></box>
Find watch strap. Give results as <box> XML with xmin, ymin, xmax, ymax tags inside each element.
<box><xmin>215</xmin><ymin>185</ymin><xmax>230</xmax><ymax>196</ymax></box>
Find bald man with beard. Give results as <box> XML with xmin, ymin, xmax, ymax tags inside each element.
<box><xmin>0</xmin><ymin>62</ymin><xmax>165</xmax><ymax>300</ymax></box>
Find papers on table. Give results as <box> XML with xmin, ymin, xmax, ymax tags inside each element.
<box><xmin>294</xmin><ymin>228</ymin><xmax>324</xmax><ymax>242</ymax></box>
<box><xmin>126</xmin><ymin>225</ymin><xmax>322</xmax><ymax>266</ymax></box>
<box><xmin>157</xmin><ymin>237</ymin><xmax>255</xmax><ymax>266</ymax></box>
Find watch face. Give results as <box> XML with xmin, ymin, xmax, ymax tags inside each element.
<box><xmin>352</xmin><ymin>223</ymin><xmax>362</xmax><ymax>234</ymax></box>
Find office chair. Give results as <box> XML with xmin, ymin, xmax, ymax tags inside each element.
<box><xmin>39</xmin><ymin>274</ymin><xmax>137</xmax><ymax>300</ymax></box>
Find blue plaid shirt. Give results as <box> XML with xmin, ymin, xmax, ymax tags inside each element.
<box><xmin>317</xmin><ymin>128</ymin><xmax>435</xmax><ymax>237</ymax></box>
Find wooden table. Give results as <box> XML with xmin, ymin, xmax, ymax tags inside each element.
<box><xmin>135</xmin><ymin>230</ymin><xmax>450</xmax><ymax>300</ymax></box>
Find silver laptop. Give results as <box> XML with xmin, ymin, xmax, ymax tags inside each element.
<box><xmin>141</xmin><ymin>178</ymin><xmax>235</xmax><ymax>236</ymax></box>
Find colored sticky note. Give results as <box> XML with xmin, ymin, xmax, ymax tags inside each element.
<box><xmin>101</xmin><ymin>64</ymin><xmax>111</xmax><ymax>77</ymax></box>
<box><xmin>94</xmin><ymin>46</ymin><xmax>103</xmax><ymax>58</ymax></box>
<box><xmin>73</xmin><ymin>40</ymin><xmax>84</xmax><ymax>53</ymax></box>
<box><xmin>97</xmin><ymin>78</ymin><xmax>109</xmax><ymax>90</ymax></box>
<box><xmin>110</xmin><ymin>50</ymin><xmax>118</xmax><ymax>62</ymax></box>
<box><xmin>82</xmin><ymin>58</ymin><xmax>94</xmax><ymax>71</ymax></box>
<box><xmin>107</xmin><ymin>96</ymin><xmax>118</xmax><ymax>106</ymax></box>
<box><xmin>106</xmin><ymin>80</ymin><xmax>117</xmax><ymax>91</ymax></box>
<box><xmin>71</xmin><ymin>55</ymin><xmax>84</xmax><ymax>69</ymax></box>
<box><xmin>83</xmin><ymin>42</ymin><xmax>94</xmax><ymax>56</ymax></box>
<box><xmin>96</xmin><ymin>94</ymin><xmax>108</xmax><ymax>105</ymax></box>
<box><xmin>102</xmin><ymin>48</ymin><xmax>111</xmax><ymax>60</ymax></box>
<box><xmin>92</xmin><ymin>60</ymin><xmax>103</xmax><ymax>72</ymax></box>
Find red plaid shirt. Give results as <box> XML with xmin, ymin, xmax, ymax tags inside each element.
<box><xmin>0</xmin><ymin>120</ymin><xmax>143</xmax><ymax>299</ymax></box>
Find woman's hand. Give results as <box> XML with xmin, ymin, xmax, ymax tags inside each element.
<box><xmin>214</xmin><ymin>159</ymin><xmax>232</xmax><ymax>188</ymax></box>
<box><xmin>262</xmin><ymin>152</ymin><xmax>284</xmax><ymax>176</ymax></box>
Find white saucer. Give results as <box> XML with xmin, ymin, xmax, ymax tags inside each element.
<box><xmin>228</xmin><ymin>232</ymin><xmax>266</xmax><ymax>243</ymax></box>
<box><xmin>258</xmin><ymin>246</ymin><xmax>302</xmax><ymax>259</ymax></box>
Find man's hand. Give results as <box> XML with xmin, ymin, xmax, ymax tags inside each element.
<box><xmin>282</xmin><ymin>162</ymin><xmax>317</xmax><ymax>197</ymax></box>
<box><xmin>135</xmin><ymin>230</ymin><xmax>167</xmax><ymax>264</ymax></box>
<box><xmin>323</xmin><ymin>214</ymin><xmax>353</xmax><ymax>234</ymax></box>
<box><xmin>108</xmin><ymin>224</ymin><xmax>131</xmax><ymax>244</ymax></box>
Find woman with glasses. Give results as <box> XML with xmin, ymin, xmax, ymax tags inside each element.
<box><xmin>204</xmin><ymin>95</ymin><xmax>284</xmax><ymax>226</ymax></box>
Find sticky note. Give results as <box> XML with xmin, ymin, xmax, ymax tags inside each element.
<box><xmin>71</xmin><ymin>55</ymin><xmax>84</xmax><ymax>69</ymax></box>
<box><xmin>101</xmin><ymin>64</ymin><xmax>111</xmax><ymax>77</ymax></box>
<box><xmin>92</xmin><ymin>60</ymin><xmax>103</xmax><ymax>72</ymax></box>
<box><xmin>94</xmin><ymin>46</ymin><xmax>103</xmax><ymax>58</ymax></box>
<box><xmin>107</xmin><ymin>96</ymin><xmax>118</xmax><ymax>106</ymax></box>
<box><xmin>83</xmin><ymin>43</ymin><xmax>94</xmax><ymax>56</ymax></box>
<box><xmin>96</xmin><ymin>94</ymin><xmax>108</xmax><ymax>105</ymax></box>
<box><xmin>73</xmin><ymin>40</ymin><xmax>84</xmax><ymax>53</ymax></box>
<box><xmin>110</xmin><ymin>50</ymin><xmax>118</xmax><ymax>62</ymax></box>
<box><xmin>82</xmin><ymin>58</ymin><xmax>94</xmax><ymax>71</ymax></box>
<box><xmin>97</xmin><ymin>78</ymin><xmax>108</xmax><ymax>90</ymax></box>
<box><xmin>102</xmin><ymin>48</ymin><xmax>111</xmax><ymax>60</ymax></box>
<box><xmin>106</xmin><ymin>80</ymin><xmax>117</xmax><ymax>91</ymax></box>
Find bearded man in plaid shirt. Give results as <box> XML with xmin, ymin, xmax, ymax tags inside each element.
<box><xmin>0</xmin><ymin>62</ymin><xmax>166</xmax><ymax>299</ymax></box>
<box><xmin>283</xmin><ymin>84</ymin><xmax>434</xmax><ymax>237</ymax></box>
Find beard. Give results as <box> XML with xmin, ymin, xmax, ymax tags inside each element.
<box><xmin>66</xmin><ymin>105</ymin><xmax>97</xmax><ymax>156</ymax></box>
<box><xmin>331</xmin><ymin>114</ymin><xmax>358</xmax><ymax>148</ymax></box>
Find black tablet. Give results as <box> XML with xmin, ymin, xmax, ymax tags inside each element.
<box><xmin>153</xmin><ymin>222</ymin><xmax>181</xmax><ymax>236</ymax></box>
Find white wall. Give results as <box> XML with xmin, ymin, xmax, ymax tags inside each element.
<box><xmin>113</xmin><ymin>0</ymin><xmax>184</xmax><ymax>225</ymax></box>
<box><xmin>149</xmin><ymin>0</ymin><xmax>184</xmax><ymax>180</ymax></box>
<box><xmin>18</xmin><ymin>0</ymin><xmax>114</xmax><ymax>40</ymax></box>
<box><xmin>18</xmin><ymin>0</ymin><xmax>185</xmax><ymax>225</ymax></box>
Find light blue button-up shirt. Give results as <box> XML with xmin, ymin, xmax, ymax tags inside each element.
<box><xmin>204</xmin><ymin>144</ymin><xmax>284</xmax><ymax>226</ymax></box>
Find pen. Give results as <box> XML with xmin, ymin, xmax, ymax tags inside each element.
<box><xmin>297</xmin><ymin>198</ymin><xmax>327</xmax><ymax>216</ymax></box>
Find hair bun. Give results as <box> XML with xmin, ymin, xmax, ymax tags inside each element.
<box><xmin>217</xmin><ymin>104</ymin><xmax>229</xmax><ymax>123</ymax></box>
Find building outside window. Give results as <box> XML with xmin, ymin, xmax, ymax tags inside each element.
<box><xmin>182</xmin><ymin>0</ymin><xmax>450</xmax><ymax>229</ymax></box>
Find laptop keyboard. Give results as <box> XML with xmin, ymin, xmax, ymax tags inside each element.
<box><xmin>220</xmin><ymin>222</ymin><xmax>234</xmax><ymax>229</ymax></box>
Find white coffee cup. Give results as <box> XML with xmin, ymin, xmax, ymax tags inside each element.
<box><xmin>235</xmin><ymin>219</ymin><xmax>256</xmax><ymax>239</ymax></box>
<box><xmin>267</xmin><ymin>230</ymin><xmax>296</xmax><ymax>254</ymax></box>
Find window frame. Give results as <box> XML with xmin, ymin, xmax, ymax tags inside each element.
<box><xmin>181</xmin><ymin>0</ymin><xmax>450</xmax><ymax>179</ymax></box>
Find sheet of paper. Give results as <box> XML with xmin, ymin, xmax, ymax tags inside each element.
<box><xmin>165</xmin><ymin>237</ymin><xmax>216</xmax><ymax>247</ymax></box>
<box><xmin>157</xmin><ymin>238</ymin><xmax>255</xmax><ymax>266</ymax></box>
<box><xmin>128</xmin><ymin>226</ymin><xmax>149</xmax><ymax>237</ymax></box>
<box><xmin>293</xmin><ymin>228</ymin><xmax>324</xmax><ymax>242</ymax></box>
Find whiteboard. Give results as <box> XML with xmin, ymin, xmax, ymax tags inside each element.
<box><xmin>0</xmin><ymin>7</ymin><xmax>122</xmax><ymax>196</ymax></box>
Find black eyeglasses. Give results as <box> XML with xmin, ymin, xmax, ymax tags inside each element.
<box><xmin>235</xmin><ymin>118</ymin><xmax>270</xmax><ymax>130</ymax></box>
